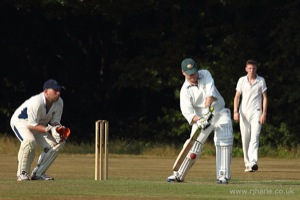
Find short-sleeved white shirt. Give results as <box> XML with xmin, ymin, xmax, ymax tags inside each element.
<box><xmin>180</xmin><ymin>70</ymin><xmax>225</xmax><ymax>124</ymax></box>
<box><xmin>236</xmin><ymin>75</ymin><xmax>267</xmax><ymax>115</ymax></box>
<box><xmin>11</xmin><ymin>92</ymin><xmax>63</xmax><ymax>126</ymax></box>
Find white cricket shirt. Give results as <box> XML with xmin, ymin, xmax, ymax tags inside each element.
<box><xmin>236</xmin><ymin>75</ymin><xmax>267</xmax><ymax>115</ymax></box>
<box><xmin>12</xmin><ymin>92</ymin><xmax>63</xmax><ymax>126</ymax></box>
<box><xmin>180</xmin><ymin>70</ymin><xmax>225</xmax><ymax>125</ymax></box>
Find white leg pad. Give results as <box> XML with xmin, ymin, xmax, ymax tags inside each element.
<box><xmin>177</xmin><ymin>140</ymin><xmax>203</xmax><ymax>181</ymax></box>
<box><xmin>31</xmin><ymin>141</ymin><xmax>65</xmax><ymax>177</ymax></box>
<box><xmin>214</xmin><ymin>123</ymin><xmax>233</xmax><ymax>180</ymax></box>
<box><xmin>17</xmin><ymin>140</ymin><xmax>37</xmax><ymax>175</ymax></box>
<box><xmin>216</xmin><ymin>145</ymin><xmax>232</xmax><ymax>180</ymax></box>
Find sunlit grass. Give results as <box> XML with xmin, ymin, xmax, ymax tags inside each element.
<box><xmin>0</xmin><ymin>153</ymin><xmax>299</xmax><ymax>200</ymax></box>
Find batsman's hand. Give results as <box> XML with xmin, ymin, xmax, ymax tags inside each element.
<box><xmin>202</xmin><ymin>107</ymin><xmax>214</xmax><ymax>121</ymax></box>
<box><xmin>56</xmin><ymin>126</ymin><xmax>71</xmax><ymax>141</ymax></box>
<box><xmin>196</xmin><ymin>118</ymin><xmax>211</xmax><ymax>130</ymax></box>
<box><xmin>196</xmin><ymin>107</ymin><xmax>214</xmax><ymax>130</ymax></box>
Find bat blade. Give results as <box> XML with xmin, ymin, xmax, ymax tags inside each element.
<box><xmin>172</xmin><ymin>128</ymin><xmax>201</xmax><ymax>171</ymax></box>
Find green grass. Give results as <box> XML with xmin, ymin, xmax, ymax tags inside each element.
<box><xmin>2</xmin><ymin>179</ymin><xmax>299</xmax><ymax>200</ymax></box>
<box><xmin>0</xmin><ymin>135</ymin><xmax>299</xmax><ymax>199</ymax></box>
<box><xmin>0</xmin><ymin>153</ymin><xmax>299</xmax><ymax>200</ymax></box>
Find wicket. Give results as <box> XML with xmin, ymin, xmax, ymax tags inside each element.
<box><xmin>95</xmin><ymin>120</ymin><xmax>109</xmax><ymax>180</ymax></box>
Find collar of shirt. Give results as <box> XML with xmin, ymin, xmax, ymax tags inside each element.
<box><xmin>183</xmin><ymin>72</ymin><xmax>203</xmax><ymax>88</ymax></box>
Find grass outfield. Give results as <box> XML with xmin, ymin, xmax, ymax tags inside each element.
<box><xmin>0</xmin><ymin>153</ymin><xmax>299</xmax><ymax>200</ymax></box>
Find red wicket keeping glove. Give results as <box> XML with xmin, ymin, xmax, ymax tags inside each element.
<box><xmin>56</xmin><ymin>126</ymin><xmax>71</xmax><ymax>141</ymax></box>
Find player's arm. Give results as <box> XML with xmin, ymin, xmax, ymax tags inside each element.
<box><xmin>203</xmin><ymin>71</ymin><xmax>218</xmax><ymax>108</ymax></box>
<box><xmin>260</xmin><ymin>91</ymin><xmax>268</xmax><ymax>124</ymax></box>
<box><xmin>27</xmin><ymin>111</ymin><xmax>61</xmax><ymax>134</ymax></box>
<box><xmin>28</xmin><ymin>123</ymin><xmax>61</xmax><ymax>133</ymax></box>
<box><xmin>26</xmin><ymin>104</ymin><xmax>53</xmax><ymax>133</ymax></box>
<box><xmin>191</xmin><ymin>96</ymin><xmax>215</xmax><ymax>123</ymax></box>
<box><xmin>28</xmin><ymin>124</ymin><xmax>50</xmax><ymax>133</ymax></box>
<box><xmin>205</xmin><ymin>96</ymin><xmax>216</xmax><ymax>108</ymax></box>
<box><xmin>233</xmin><ymin>91</ymin><xmax>241</xmax><ymax>121</ymax></box>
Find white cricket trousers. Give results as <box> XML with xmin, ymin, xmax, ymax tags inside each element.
<box><xmin>239</xmin><ymin>111</ymin><xmax>261</xmax><ymax>166</ymax></box>
<box><xmin>10</xmin><ymin>117</ymin><xmax>59</xmax><ymax>176</ymax></box>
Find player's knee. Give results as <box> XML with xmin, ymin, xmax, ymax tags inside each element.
<box><xmin>21</xmin><ymin>140</ymin><xmax>37</xmax><ymax>151</ymax></box>
<box><xmin>53</xmin><ymin>141</ymin><xmax>65</xmax><ymax>151</ymax></box>
<box><xmin>214</xmin><ymin>124</ymin><xmax>233</xmax><ymax>146</ymax></box>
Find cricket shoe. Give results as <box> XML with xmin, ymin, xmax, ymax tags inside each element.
<box><xmin>17</xmin><ymin>171</ymin><xmax>30</xmax><ymax>181</ymax></box>
<box><xmin>244</xmin><ymin>166</ymin><xmax>253</xmax><ymax>172</ymax></box>
<box><xmin>31</xmin><ymin>173</ymin><xmax>54</xmax><ymax>180</ymax></box>
<box><xmin>251</xmin><ymin>163</ymin><xmax>258</xmax><ymax>171</ymax></box>
<box><xmin>166</xmin><ymin>172</ymin><xmax>183</xmax><ymax>182</ymax></box>
<box><xmin>216</xmin><ymin>177</ymin><xmax>228</xmax><ymax>184</ymax></box>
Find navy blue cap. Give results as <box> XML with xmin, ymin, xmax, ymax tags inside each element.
<box><xmin>43</xmin><ymin>79</ymin><xmax>62</xmax><ymax>90</ymax></box>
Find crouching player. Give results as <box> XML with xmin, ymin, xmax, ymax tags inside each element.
<box><xmin>166</xmin><ymin>58</ymin><xmax>233</xmax><ymax>184</ymax></box>
<box><xmin>10</xmin><ymin>79</ymin><xmax>70</xmax><ymax>181</ymax></box>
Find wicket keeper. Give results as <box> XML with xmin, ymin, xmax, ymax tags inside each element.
<box><xmin>10</xmin><ymin>79</ymin><xmax>69</xmax><ymax>181</ymax></box>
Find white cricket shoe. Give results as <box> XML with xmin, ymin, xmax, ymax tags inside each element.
<box><xmin>244</xmin><ymin>166</ymin><xmax>253</xmax><ymax>172</ymax></box>
<box><xmin>31</xmin><ymin>173</ymin><xmax>54</xmax><ymax>180</ymax></box>
<box><xmin>245</xmin><ymin>163</ymin><xmax>258</xmax><ymax>172</ymax></box>
<box><xmin>216</xmin><ymin>177</ymin><xmax>228</xmax><ymax>184</ymax></box>
<box><xmin>166</xmin><ymin>172</ymin><xmax>183</xmax><ymax>182</ymax></box>
<box><xmin>17</xmin><ymin>171</ymin><xmax>30</xmax><ymax>181</ymax></box>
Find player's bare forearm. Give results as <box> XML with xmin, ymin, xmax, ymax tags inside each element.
<box><xmin>192</xmin><ymin>115</ymin><xmax>200</xmax><ymax>123</ymax></box>
<box><xmin>262</xmin><ymin>91</ymin><xmax>268</xmax><ymax>115</ymax></box>
<box><xmin>233</xmin><ymin>92</ymin><xmax>241</xmax><ymax>121</ymax></box>
<box><xmin>191</xmin><ymin>104</ymin><xmax>214</xmax><ymax>123</ymax></box>
<box><xmin>28</xmin><ymin>124</ymin><xmax>49</xmax><ymax>133</ymax></box>
<box><xmin>260</xmin><ymin>91</ymin><xmax>268</xmax><ymax>124</ymax></box>
<box><xmin>205</xmin><ymin>96</ymin><xmax>216</xmax><ymax>107</ymax></box>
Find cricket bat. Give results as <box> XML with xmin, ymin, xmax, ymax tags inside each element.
<box><xmin>172</xmin><ymin>107</ymin><xmax>214</xmax><ymax>171</ymax></box>
<box><xmin>172</xmin><ymin>127</ymin><xmax>201</xmax><ymax>171</ymax></box>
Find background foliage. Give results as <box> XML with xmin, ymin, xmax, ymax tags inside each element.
<box><xmin>0</xmin><ymin>0</ymin><xmax>299</xmax><ymax>150</ymax></box>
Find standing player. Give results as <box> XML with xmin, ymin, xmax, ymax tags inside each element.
<box><xmin>233</xmin><ymin>59</ymin><xmax>267</xmax><ymax>172</ymax></box>
<box><xmin>166</xmin><ymin>58</ymin><xmax>233</xmax><ymax>184</ymax></box>
<box><xmin>10</xmin><ymin>79</ymin><xmax>67</xmax><ymax>181</ymax></box>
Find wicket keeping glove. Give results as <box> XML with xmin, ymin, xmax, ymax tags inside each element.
<box><xmin>56</xmin><ymin>126</ymin><xmax>71</xmax><ymax>141</ymax></box>
<box><xmin>51</xmin><ymin>125</ymin><xmax>62</xmax><ymax>143</ymax></box>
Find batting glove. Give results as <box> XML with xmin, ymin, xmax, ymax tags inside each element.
<box><xmin>202</xmin><ymin>107</ymin><xmax>214</xmax><ymax>122</ymax></box>
<box><xmin>197</xmin><ymin>117</ymin><xmax>210</xmax><ymax>130</ymax></box>
<box><xmin>196</xmin><ymin>118</ymin><xmax>211</xmax><ymax>130</ymax></box>
<box><xmin>196</xmin><ymin>107</ymin><xmax>214</xmax><ymax>130</ymax></box>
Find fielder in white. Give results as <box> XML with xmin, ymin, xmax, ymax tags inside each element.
<box><xmin>10</xmin><ymin>79</ymin><xmax>66</xmax><ymax>181</ymax></box>
<box><xmin>233</xmin><ymin>59</ymin><xmax>268</xmax><ymax>172</ymax></box>
<box><xmin>166</xmin><ymin>58</ymin><xmax>233</xmax><ymax>184</ymax></box>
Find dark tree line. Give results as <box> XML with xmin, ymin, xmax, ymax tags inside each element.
<box><xmin>0</xmin><ymin>0</ymin><xmax>299</xmax><ymax>149</ymax></box>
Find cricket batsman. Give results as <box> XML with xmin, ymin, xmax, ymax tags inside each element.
<box><xmin>10</xmin><ymin>79</ymin><xmax>70</xmax><ymax>181</ymax></box>
<box><xmin>166</xmin><ymin>58</ymin><xmax>233</xmax><ymax>184</ymax></box>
